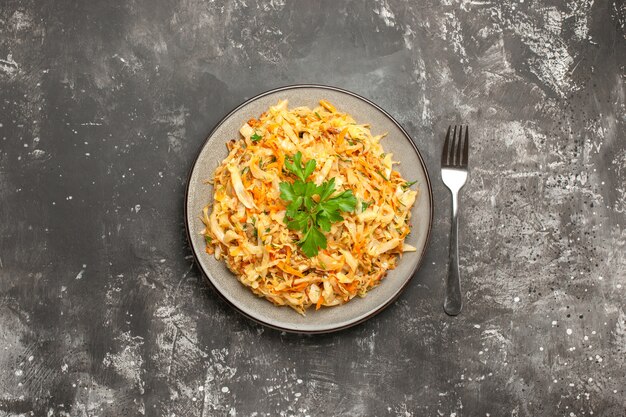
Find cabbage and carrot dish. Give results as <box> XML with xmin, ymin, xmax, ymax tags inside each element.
<box><xmin>201</xmin><ymin>99</ymin><xmax>418</xmax><ymax>314</ymax></box>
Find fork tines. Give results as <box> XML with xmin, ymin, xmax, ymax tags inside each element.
<box><xmin>442</xmin><ymin>125</ymin><xmax>469</xmax><ymax>168</ymax></box>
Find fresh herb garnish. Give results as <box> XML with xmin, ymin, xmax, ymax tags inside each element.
<box><xmin>376</xmin><ymin>170</ymin><xmax>388</xmax><ymax>181</ymax></box>
<box><xmin>279</xmin><ymin>151</ymin><xmax>357</xmax><ymax>257</ymax></box>
<box><xmin>284</xmin><ymin>151</ymin><xmax>316</xmax><ymax>182</ymax></box>
<box><xmin>362</xmin><ymin>201</ymin><xmax>371</xmax><ymax>210</ymax></box>
<box><xmin>314</xmin><ymin>112</ymin><xmax>322</xmax><ymax>120</ymax></box>
<box><xmin>402</xmin><ymin>180</ymin><xmax>417</xmax><ymax>189</ymax></box>
<box><xmin>250</xmin><ymin>132</ymin><xmax>263</xmax><ymax>142</ymax></box>
<box><xmin>204</xmin><ymin>235</ymin><xmax>212</xmax><ymax>244</ymax></box>
<box><xmin>251</xmin><ymin>217</ymin><xmax>258</xmax><ymax>238</ymax></box>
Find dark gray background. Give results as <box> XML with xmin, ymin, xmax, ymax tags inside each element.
<box><xmin>1</xmin><ymin>0</ymin><xmax>625</xmax><ymax>416</ymax></box>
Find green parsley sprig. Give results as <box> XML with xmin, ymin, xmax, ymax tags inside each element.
<box><xmin>279</xmin><ymin>152</ymin><xmax>356</xmax><ymax>257</ymax></box>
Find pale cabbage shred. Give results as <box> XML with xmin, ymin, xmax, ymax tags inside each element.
<box><xmin>201</xmin><ymin>99</ymin><xmax>418</xmax><ymax>315</ymax></box>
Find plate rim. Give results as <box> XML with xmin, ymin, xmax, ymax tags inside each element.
<box><xmin>184</xmin><ymin>84</ymin><xmax>434</xmax><ymax>334</ymax></box>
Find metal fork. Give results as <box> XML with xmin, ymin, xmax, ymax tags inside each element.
<box><xmin>441</xmin><ymin>125</ymin><xmax>469</xmax><ymax>316</ymax></box>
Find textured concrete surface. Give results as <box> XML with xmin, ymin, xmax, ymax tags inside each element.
<box><xmin>1</xmin><ymin>0</ymin><xmax>625</xmax><ymax>416</ymax></box>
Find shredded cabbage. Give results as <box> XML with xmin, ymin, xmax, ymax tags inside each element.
<box><xmin>202</xmin><ymin>100</ymin><xmax>418</xmax><ymax>314</ymax></box>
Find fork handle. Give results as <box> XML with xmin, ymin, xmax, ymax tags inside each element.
<box><xmin>444</xmin><ymin>192</ymin><xmax>463</xmax><ymax>316</ymax></box>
